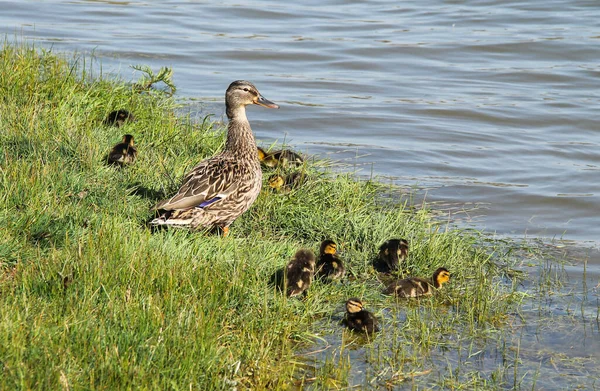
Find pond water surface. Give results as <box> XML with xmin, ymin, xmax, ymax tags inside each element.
<box><xmin>1</xmin><ymin>1</ymin><xmax>599</xmax><ymax>388</ymax></box>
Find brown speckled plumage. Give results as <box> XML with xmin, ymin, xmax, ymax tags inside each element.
<box><xmin>150</xmin><ymin>80</ymin><xmax>278</xmax><ymax>233</ymax></box>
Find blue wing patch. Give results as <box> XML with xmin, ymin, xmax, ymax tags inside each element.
<box><xmin>197</xmin><ymin>196</ymin><xmax>222</xmax><ymax>208</ymax></box>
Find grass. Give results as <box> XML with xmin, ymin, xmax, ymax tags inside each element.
<box><xmin>0</xmin><ymin>41</ymin><xmax>580</xmax><ymax>390</ymax></box>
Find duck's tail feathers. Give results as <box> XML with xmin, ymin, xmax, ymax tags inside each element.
<box><xmin>149</xmin><ymin>213</ymin><xmax>193</xmax><ymax>227</ymax></box>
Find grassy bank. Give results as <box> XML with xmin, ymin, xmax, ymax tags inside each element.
<box><xmin>0</xmin><ymin>42</ymin><xmax>524</xmax><ymax>390</ymax></box>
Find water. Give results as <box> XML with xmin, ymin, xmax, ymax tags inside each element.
<box><xmin>2</xmin><ymin>0</ymin><xmax>599</xmax><ymax>388</ymax></box>
<box><xmin>297</xmin><ymin>245</ymin><xmax>600</xmax><ymax>389</ymax></box>
<box><xmin>2</xmin><ymin>0</ymin><xmax>598</xmax><ymax>244</ymax></box>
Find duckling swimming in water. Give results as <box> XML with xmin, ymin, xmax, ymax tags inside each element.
<box><xmin>342</xmin><ymin>298</ymin><xmax>379</xmax><ymax>334</ymax></box>
<box><xmin>268</xmin><ymin>172</ymin><xmax>306</xmax><ymax>192</ymax></box>
<box><xmin>104</xmin><ymin>109</ymin><xmax>135</xmax><ymax>127</ymax></box>
<box><xmin>383</xmin><ymin>267</ymin><xmax>451</xmax><ymax>298</ymax></box>
<box><xmin>374</xmin><ymin>238</ymin><xmax>409</xmax><ymax>272</ymax></box>
<box><xmin>315</xmin><ymin>239</ymin><xmax>345</xmax><ymax>281</ymax></box>
<box><xmin>286</xmin><ymin>249</ymin><xmax>316</xmax><ymax>297</ymax></box>
<box><xmin>107</xmin><ymin>134</ymin><xmax>137</xmax><ymax>166</ymax></box>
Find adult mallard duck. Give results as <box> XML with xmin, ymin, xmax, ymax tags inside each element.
<box><xmin>286</xmin><ymin>249</ymin><xmax>316</xmax><ymax>297</ymax></box>
<box><xmin>104</xmin><ymin>109</ymin><xmax>135</xmax><ymax>127</ymax></box>
<box><xmin>383</xmin><ymin>267</ymin><xmax>451</xmax><ymax>298</ymax></box>
<box><xmin>374</xmin><ymin>238</ymin><xmax>409</xmax><ymax>272</ymax></box>
<box><xmin>315</xmin><ymin>239</ymin><xmax>345</xmax><ymax>281</ymax></box>
<box><xmin>150</xmin><ymin>80</ymin><xmax>279</xmax><ymax>235</ymax></box>
<box><xmin>342</xmin><ymin>298</ymin><xmax>379</xmax><ymax>334</ymax></box>
<box><xmin>107</xmin><ymin>134</ymin><xmax>137</xmax><ymax>166</ymax></box>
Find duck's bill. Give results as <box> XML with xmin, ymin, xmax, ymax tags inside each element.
<box><xmin>255</xmin><ymin>95</ymin><xmax>279</xmax><ymax>109</ymax></box>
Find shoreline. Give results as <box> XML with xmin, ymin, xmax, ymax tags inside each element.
<box><xmin>1</xmin><ymin>42</ymin><xmax>597</xmax><ymax>389</ymax></box>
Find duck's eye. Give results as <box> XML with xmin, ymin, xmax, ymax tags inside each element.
<box><xmin>243</xmin><ymin>88</ymin><xmax>249</xmax><ymax>92</ymax></box>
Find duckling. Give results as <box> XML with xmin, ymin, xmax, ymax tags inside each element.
<box><xmin>257</xmin><ymin>147</ymin><xmax>304</xmax><ymax>168</ymax></box>
<box><xmin>268</xmin><ymin>171</ymin><xmax>306</xmax><ymax>192</ymax></box>
<box><xmin>342</xmin><ymin>298</ymin><xmax>379</xmax><ymax>334</ymax></box>
<box><xmin>383</xmin><ymin>267</ymin><xmax>451</xmax><ymax>298</ymax></box>
<box><xmin>107</xmin><ymin>134</ymin><xmax>137</xmax><ymax>166</ymax></box>
<box><xmin>270</xmin><ymin>149</ymin><xmax>304</xmax><ymax>167</ymax></box>
<box><xmin>104</xmin><ymin>109</ymin><xmax>135</xmax><ymax>127</ymax></box>
<box><xmin>315</xmin><ymin>240</ymin><xmax>346</xmax><ymax>281</ymax></box>
<box><xmin>286</xmin><ymin>249</ymin><xmax>316</xmax><ymax>297</ymax></box>
<box><xmin>257</xmin><ymin>146</ymin><xmax>268</xmax><ymax>162</ymax></box>
<box><xmin>374</xmin><ymin>238</ymin><xmax>409</xmax><ymax>272</ymax></box>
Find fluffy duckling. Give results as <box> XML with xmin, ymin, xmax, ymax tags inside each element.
<box><xmin>316</xmin><ymin>240</ymin><xmax>346</xmax><ymax>281</ymax></box>
<box><xmin>268</xmin><ymin>171</ymin><xmax>306</xmax><ymax>192</ymax></box>
<box><xmin>375</xmin><ymin>238</ymin><xmax>409</xmax><ymax>272</ymax></box>
<box><xmin>257</xmin><ymin>147</ymin><xmax>304</xmax><ymax>168</ymax></box>
<box><xmin>104</xmin><ymin>109</ymin><xmax>135</xmax><ymax>127</ymax></box>
<box><xmin>383</xmin><ymin>267</ymin><xmax>451</xmax><ymax>298</ymax></box>
<box><xmin>257</xmin><ymin>146</ymin><xmax>269</xmax><ymax>163</ymax></box>
<box><xmin>286</xmin><ymin>249</ymin><xmax>316</xmax><ymax>297</ymax></box>
<box><xmin>269</xmin><ymin>149</ymin><xmax>304</xmax><ymax>168</ymax></box>
<box><xmin>342</xmin><ymin>298</ymin><xmax>379</xmax><ymax>334</ymax></box>
<box><xmin>107</xmin><ymin>134</ymin><xmax>137</xmax><ymax>166</ymax></box>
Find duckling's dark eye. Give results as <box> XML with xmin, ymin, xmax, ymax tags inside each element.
<box><xmin>243</xmin><ymin>88</ymin><xmax>249</xmax><ymax>92</ymax></box>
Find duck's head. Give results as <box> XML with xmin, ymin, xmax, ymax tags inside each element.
<box><xmin>268</xmin><ymin>174</ymin><xmax>285</xmax><ymax>189</ymax></box>
<box><xmin>122</xmin><ymin>134</ymin><xmax>135</xmax><ymax>146</ymax></box>
<box><xmin>346</xmin><ymin>298</ymin><xmax>364</xmax><ymax>314</ymax></box>
<box><xmin>320</xmin><ymin>240</ymin><xmax>337</xmax><ymax>256</ymax></box>
<box><xmin>226</xmin><ymin>80</ymin><xmax>279</xmax><ymax>111</ymax></box>
<box><xmin>433</xmin><ymin>267</ymin><xmax>451</xmax><ymax>288</ymax></box>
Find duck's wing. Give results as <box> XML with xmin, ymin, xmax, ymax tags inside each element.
<box><xmin>153</xmin><ymin>158</ymin><xmax>239</xmax><ymax>211</ymax></box>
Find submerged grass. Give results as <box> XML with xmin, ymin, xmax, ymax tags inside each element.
<box><xmin>0</xmin><ymin>42</ymin><xmax>531</xmax><ymax>390</ymax></box>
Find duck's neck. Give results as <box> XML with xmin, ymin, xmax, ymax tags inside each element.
<box><xmin>225</xmin><ymin>105</ymin><xmax>257</xmax><ymax>155</ymax></box>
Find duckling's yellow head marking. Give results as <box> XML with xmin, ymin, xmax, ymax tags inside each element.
<box><xmin>320</xmin><ymin>240</ymin><xmax>337</xmax><ymax>255</ymax></box>
<box><xmin>268</xmin><ymin>174</ymin><xmax>285</xmax><ymax>189</ymax></box>
<box><xmin>257</xmin><ymin>147</ymin><xmax>266</xmax><ymax>161</ymax></box>
<box><xmin>346</xmin><ymin>298</ymin><xmax>364</xmax><ymax>314</ymax></box>
<box><xmin>433</xmin><ymin>267</ymin><xmax>451</xmax><ymax>287</ymax></box>
<box><xmin>122</xmin><ymin>134</ymin><xmax>135</xmax><ymax>146</ymax></box>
